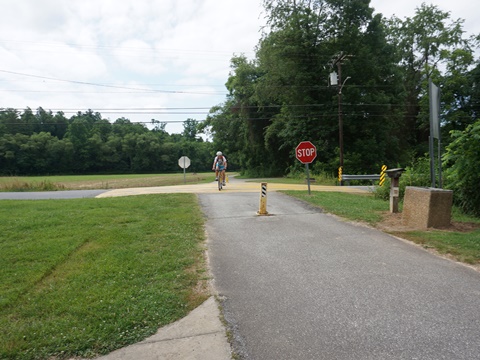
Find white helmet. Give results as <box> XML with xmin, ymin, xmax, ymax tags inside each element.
<box><xmin>216</xmin><ymin>151</ymin><xmax>223</xmax><ymax>156</ymax></box>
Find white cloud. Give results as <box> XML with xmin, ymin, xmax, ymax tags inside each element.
<box><xmin>1</xmin><ymin>0</ymin><xmax>476</xmax><ymax>135</ymax></box>
<box><xmin>113</xmin><ymin>39</ymin><xmax>168</xmax><ymax>75</ymax></box>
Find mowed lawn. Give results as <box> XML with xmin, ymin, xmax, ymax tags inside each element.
<box><xmin>0</xmin><ymin>194</ymin><xmax>209</xmax><ymax>360</ymax></box>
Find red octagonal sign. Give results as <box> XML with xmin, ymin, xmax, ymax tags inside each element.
<box><xmin>296</xmin><ymin>141</ymin><xmax>317</xmax><ymax>164</ymax></box>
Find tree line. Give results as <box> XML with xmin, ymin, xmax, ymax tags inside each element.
<box><xmin>202</xmin><ymin>0</ymin><xmax>479</xmax><ymax>179</ymax></box>
<box><xmin>0</xmin><ymin>108</ymin><xmax>214</xmax><ymax>175</ymax></box>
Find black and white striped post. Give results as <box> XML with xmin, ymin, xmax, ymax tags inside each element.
<box><xmin>257</xmin><ymin>182</ymin><xmax>268</xmax><ymax>215</ymax></box>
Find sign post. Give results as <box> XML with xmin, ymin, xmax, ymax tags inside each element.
<box><xmin>178</xmin><ymin>156</ymin><xmax>191</xmax><ymax>184</ymax></box>
<box><xmin>295</xmin><ymin>141</ymin><xmax>317</xmax><ymax>195</ymax></box>
<box><xmin>429</xmin><ymin>79</ymin><xmax>442</xmax><ymax>188</ymax></box>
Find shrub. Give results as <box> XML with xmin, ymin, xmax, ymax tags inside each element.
<box><xmin>443</xmin><ymin>120</ymin><xmax>480</xmax><ymax>216</ymax></box>
<box><xmin>374</xmin><ymin>157</ymin><xmax>432</xmax><ymax>201</ymax></box>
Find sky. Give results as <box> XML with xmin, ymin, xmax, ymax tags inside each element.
<box><xmin>1</xmin><ymin>0</ymin><xmax>478</xmax><ymax>135</ymax></box>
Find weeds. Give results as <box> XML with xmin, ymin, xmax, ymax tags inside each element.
<box><xmin>0</xmin><ymin>180</ymin><xmax>65</xmax><ymax>192</ymax></box>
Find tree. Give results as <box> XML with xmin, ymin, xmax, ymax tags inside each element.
<box><xmin>112</xmin><ymin>117</ymin><xmax>148</xmax><ymax>137</ymax></box>
<box><xmin>46</xmin><ymin>137</ymin><xmax>74</xmax><ymax>174</ymax></box>
<box><xmin>51</xmin><ymin>111</ymin><xmax>69</xmax><ymax>139</ymax></box>
<box><xmin>209</xmin><ymin>1</ymin><xmax>479</xmax><ymax>177</ymax></box>
<box><xmin>0</xmin><ymin>109</ymin><xmax>19</xmax><ymax>136</ymax></box>
<box><xmin>210</xmin><ymin>0</ymin><xmax>406</xmax><ymax>176</ymax></box>
<box><xmin>20</xmin><ymin>107</ymin><xmax>41</xmax><ymax>135</ymax></box>
<box><xmin>65</xmin><ymin>118</ymin><xmax>92</xmax><ymax>172</ymax></box>
<box><xmin>441</xmin><ymin>55</ymin><xmax>480</xmax><ymax>136</ymax></box>
<box><xmin>0</xmin><ymin>133</ymin><xmax>21</xmax><ymax>174</ymax></box>
<box><xmin>182</xmin><ymin>119</ymin><xmax>200</xmax><ymax>141</ymax></box>
<box><xmin>443</xmin><ymin>119</ymin><xmax>480</xmax><ymax>216</ymax></box>
<box><xmin>386</xmin><ymin>4</ymin><xmax>478</xmax><ymax>153</ymax></box>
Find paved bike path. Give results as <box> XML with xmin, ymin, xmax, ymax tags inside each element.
<box><xmin>95</xmin><ymin>180</ymin><xmax>368</xmax><ymax>197</ymax></box>
<box><xmin>201</xmin><ymin>191</ymin><xmax>480</xmax><ymax>359</ymax></box>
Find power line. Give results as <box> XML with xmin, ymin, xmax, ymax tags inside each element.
<box><xmin>0</xmin><ymin>69</ymin><xmax>226</xmax><ymax>95</ymax></box>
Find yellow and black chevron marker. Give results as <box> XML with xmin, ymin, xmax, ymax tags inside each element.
<box><xmin>379</xmin><ymin>165</ymin><xmax>387</xmax><ymax>186</ymax></box>
<box><xmin>338</xmin><ymin>166</ymin><xmax>343</xmax><ymax>182</ymax></box>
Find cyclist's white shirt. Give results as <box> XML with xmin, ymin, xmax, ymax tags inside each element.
<box><xmin>213</xmin><ymin>155</ymin><xmax>227</xmax><ymax>168</ymax></box>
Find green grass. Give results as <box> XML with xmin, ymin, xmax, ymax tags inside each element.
<box><xmin>0</xmin><ymin>194</ymin><xmax>209</xmax><ymax>359</ymax></box>
<box><xmin>284</xmin><ymin>190</ymin><xmax>480</xmax><ymax>265</ymax></box>
<box><xmin>396</xmin><ymin>230</ymin><xmax>480</xmax><ymax>264</ymax></box>
<box><xmin>283</xmin><ymin>190</ymin><xmax>389</xmax><ymax>224</ymax></box>
<box><xmin>241</xmin><ymin>173</ymin><xmax>337</xmax><ymax>186</ymax></box>
<box><xmin>0</xmin><ymin>173</ymin><xmax>214</xmax><ymax>191</ymax></box>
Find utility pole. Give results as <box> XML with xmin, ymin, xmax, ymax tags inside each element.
<box><xmin>331</xmin><ymin>52</ymin><xmax>350</xmax><ymax>183</ymax></box>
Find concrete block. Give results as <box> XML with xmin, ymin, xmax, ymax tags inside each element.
<box><xmin>403</xmin><ymin>186</ymin><xmax>453</xmax><ymax>229</ymax></box>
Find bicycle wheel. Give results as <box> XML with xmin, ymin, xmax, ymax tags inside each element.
<box><xmin>218</xmin><ymin>175</ymin><xmax>223</xmax><ymax>191</ymax></box>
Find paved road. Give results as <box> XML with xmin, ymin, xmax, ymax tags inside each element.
<box><xmin>0</xmin><ymin>178</ymin><xmax>370</xmax><ymax>200</ymax></box>
<box><xmin>201</xmin><ymin>192</ymin><xmax>480</xmax><ymax>360</ymax></box>
<box><xmin>0</xmin><ymin>189</ymin><xmax>108</xmax><ymax>200</ymax></box>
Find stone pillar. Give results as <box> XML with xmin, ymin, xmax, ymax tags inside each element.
<box><xmin>403</xmin><ymin>187</ymin><xmax>453</xmax><ymax>229</ymax></box>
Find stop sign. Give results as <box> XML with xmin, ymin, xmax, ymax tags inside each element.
<box><xmin>178</xmin><ymin>156</ymin><xmax>191</xmax><ymax>169</ymax></box>
<box><xmin>296</xmin><ymin>141</ymin><xmax>317</xmax><ymax>164</ymax></box>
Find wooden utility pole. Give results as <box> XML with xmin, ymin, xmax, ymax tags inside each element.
<box><xmin>331</xmin><ymin>52</ymin><xmax>350</xmax><ymax>181</ymax></box>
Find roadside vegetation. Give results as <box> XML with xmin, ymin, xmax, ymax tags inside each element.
<box><xmin>0</xmin><ymin>172</ymin><xmax>214</xmax><ymax>191</ymax></box>
<box><xmin>0</xmin><ymin>194</ymin><xmax>209</xmax><ymax>360</ymax></box>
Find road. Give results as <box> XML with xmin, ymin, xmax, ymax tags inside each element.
<box><xmin>0</xmin><ymin>180</ymin><xmax>369</xmax><ymax>200</ymax></box>
<box><xmin>0</xmin><ymin>189</ymin><xmax>108</xmax><ymax>200</ymax></box>
<box><xmin>201</xmin><ymin>191</ymin><xmax>480</xmax><ymax>360</ymax></box>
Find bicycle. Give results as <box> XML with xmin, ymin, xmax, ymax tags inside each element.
<box><xmin>217</xmin><ymin>170</ymin><xmax>225</xmax><ymax>191</ymax></box>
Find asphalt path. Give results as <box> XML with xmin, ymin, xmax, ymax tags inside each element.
<box><xmin>201</xmin><ymin>191</ymin><xmax>480</xmax><ymax>360</ymax></box>
<box><xmin>0</xmin><ymin>189</ymin><xmax>108</xmax><ymax>200</ymax></box>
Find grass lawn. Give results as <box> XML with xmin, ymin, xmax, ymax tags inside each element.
<box><xmin>283</xmin><ymin>190</ymin><xmax>388</xmax><ymax>224</ymax></box>
<box><xmin>0</xmin><ymin>194</ymin><xmax>209</xmax><ymax>360</ymax></box>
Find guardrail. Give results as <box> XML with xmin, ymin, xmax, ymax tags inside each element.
<box><xmin>341</xmin><ymin>174</ymin><xmax>380</xmax><ymax>185</ymax></box>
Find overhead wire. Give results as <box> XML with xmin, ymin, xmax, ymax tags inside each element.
<box><xmin>1</xmin><ymin>42</ymin><xmax>473</xmax><ymax>123</ymax></box>
<box><xmin>0</xmin><ymin>70</ymin><xmax>227</xmax><ymax>95</ymax></box>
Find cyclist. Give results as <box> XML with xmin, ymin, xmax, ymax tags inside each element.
<box><xmin>212</xmin><ymin>151</ymin><xmax>227</xmax><ymax>186</ymax></box>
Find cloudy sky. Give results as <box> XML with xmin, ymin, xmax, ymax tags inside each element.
<box><xmin>1</xmin><ymin>0</ymin><xmax>478</xmax><ymax>134</ymax></box>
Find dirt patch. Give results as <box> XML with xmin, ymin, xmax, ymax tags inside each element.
<box><xmin>375</xmin><ymin>211</ymin><xmax>480</xmax><ymax>233</ymax></box>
